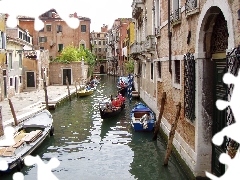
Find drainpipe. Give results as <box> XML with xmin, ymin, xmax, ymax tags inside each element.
<box><xmin>168</xmin><ymin>0</ymin><xmax>172</xmax><ymax>74</ymax></box>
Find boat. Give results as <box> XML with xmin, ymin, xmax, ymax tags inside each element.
<box><xmin>77</xmin><ymin>86</ymin><xmax>94</xmax><ymax>97</ymax></box>
<box><xmin>99</xmin><ymin>94</ymin><xmax>125</xmax><ymax>119</ymax></box>
<box><xmin>117</xmin><ymin>76</ymin><xmax>128</xmax><ymax>96</ymax></box>
<box><xmin>130</xmin><ymin>102</ymin><xmax>155</xmax><ymax>132</ymax></box>
<box><xmin>0</xmin><ymin>109</ymin><xmax>54</xmax><ymax>173</ymax></box>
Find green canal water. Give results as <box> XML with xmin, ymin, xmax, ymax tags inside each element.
<box><xmin>2</xmin><ymin>75</ymin><xmax>190</xmax><ymax>180</ymax></box>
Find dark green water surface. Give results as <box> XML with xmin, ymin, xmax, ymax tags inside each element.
<box><xmin>2</xmin><ymin>75</ymin><xmax>189</xmax><ymax>180</ymax></box>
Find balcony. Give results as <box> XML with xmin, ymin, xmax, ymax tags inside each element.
<box><xmin>185</xmin><ymin>0</ymin><xmax>199</xmax><ymax>18</ymax></box>
<box><xmin>145</xmin><ymin>35</ymin><xmax>156</xmax><ymax>52</ymax></box>
<box><xmin>132</xmin><ymin>0</ymin><xmax>144</xmax><ymax>19</ymax></box>
<box><xmin>170</xmin><ymin>8</ymin><xmax>182</xmax><ymax>26</ymax></box>
<box><xmin>130</xmin><ymin>42</ymin><xmax>140</xmax><ymax>55</ymax></box>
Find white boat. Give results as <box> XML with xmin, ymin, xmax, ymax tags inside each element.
<box><xmin>0</xmin><ymin>109</ymin><xmax>54</xmax><ymax>173</ymax></box>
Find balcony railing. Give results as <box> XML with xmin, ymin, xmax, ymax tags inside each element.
<box><xmin>130</xmin><ymin>42</ymin><xmax>140</xmax><ymax>55</ymax></box>
<box><xmin>170</xmin><ymin>8</ymin><xmax>182</xmax><ymax>24</ymax></box>
<box><xmin>185</xmin><ymin>0</ymin><xmax>198</xmax><ymax>14</ymax></box>
<box><xmin>145</xmin><ymin>35</ymin><xmax>156</xmax><ymax>52</ymax></box>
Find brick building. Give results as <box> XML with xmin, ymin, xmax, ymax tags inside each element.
<box><xmin>90</xmin><ymin>24</ymin><xmax>108</xmax><ymax>74</ymax></box>
<box><xmin>17</xmin><ymin>9</ymin><xmax>91</xmax><ymax>60</ymax></box>
<box><xmin>106</xmin><ymin>18</ymin><xmax>132</xmax><ymax>76</ymax></box>
<box><xmin>130</xmin><ymin>0</ymin><xmax>240</xmax><ymax>178</ymax></box>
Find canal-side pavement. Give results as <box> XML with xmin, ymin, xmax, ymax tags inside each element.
<box><xmin>0</xmin><ymin>85</ymin><xmax>80</xmax><ymax>127</ymax></box>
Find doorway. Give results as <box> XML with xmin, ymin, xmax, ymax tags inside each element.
<box><xmin>14</xmin><ymin>76</ymin><xmax>18</xmax><ymax>93</ymax></box>
<box><xmin>100</xmin><ymin>65</ymin><xmax>104</xmax><ymax>74</ymax></box>
<box><xmin>63</xmin><ymin>69</ymin><xmax>71</xmax><ymax>85</ymax></box>
<box><xmin>26</xmin><ymin>72</ymin><xmax>35</xmax><ymax>88</ymax></box>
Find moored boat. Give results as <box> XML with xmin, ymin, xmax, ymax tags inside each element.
<box><xmin>77</xmin><ymin>86</ymin><xmax>94</xmax><ymax>97</ymax></box>
<box><xmin>117</xmin><ymin>76</ymin><xmax>128</xmax><ymax>96</ymax></box>
<box><xmin>130</xmin><ymin>102</ymin><xmax>155</xmax><ymax>132</ymax></box>
<box><xmin>99</xmin><ymin>94</ymin><xmax>125</xmax><ymax>119</ymax></box>
<box><xmin>0</xmin><ymin>109</ymin><xmax>54</xmax><ymax>173</ymax></box>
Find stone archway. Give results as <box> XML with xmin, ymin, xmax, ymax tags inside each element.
<box><xmin>194</xmin><ymin>2</ymin><xmax>234</xmax><ymax>178</ymax></box>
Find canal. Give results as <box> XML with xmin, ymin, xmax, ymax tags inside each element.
<box><xmin>2</xmin><ymin>75</ymin><xmax>190</xmax><ymax>180</ymax></box>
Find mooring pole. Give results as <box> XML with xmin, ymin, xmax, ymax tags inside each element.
<box><xmin>8</xmin><ymin>98</ymin><xmax>18</xmax><ymax>126</ymax></box>
<box><xmin>152</xmin><ymin>92</ymin><xmax>166</xmax><ymax>140</ymax></box>
<box><xmin>42</xmin><ymin>68</ymin><xmax>49</xmax><ymax>110</ymax></box>
<box><xmin>163</xmin><ymin>102</ymin><xmax>181</xmax><ymax>166</ymax></box>
<box><xmin>66</xmin><ymin>76</ymin><xmax>71</xmax><ymax>101</ymax></box>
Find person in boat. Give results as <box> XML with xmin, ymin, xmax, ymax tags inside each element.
<box><xmin>86</xmin><ymin>85</ymin><xmax>91</xmax><ymax>90</ymax></box>
<box><xmin>117</xmin><ymin>93</ymin><xmax>125</xmax><ymax>103</ymax></box>
<box><xmin>120</xmin><ymin>79</ymin><xmax>125</xmax><ymax>88</ymax></box>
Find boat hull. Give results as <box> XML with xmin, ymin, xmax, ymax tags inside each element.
<box><xmin>0</xmin><ymin>110</ymin><xmax>54</xmax><ymax>173</ymax></box>
<box><xmin>77</xmin><ymin>90</ymin><xmax>94</xmax><ymax>97</ymax></box>
<box><xmin>99</xmin><ymin>104</ymin><xmax>125</xmax><ymax>119</ymax></box>
<box><xmin>130</xmin><ymin>102</ymin><xmax>155</xmax><ymax>132</ymax></box>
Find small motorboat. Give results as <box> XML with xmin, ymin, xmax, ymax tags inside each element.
<box><xmin>77</xmin><ymin>86</ymin><xmax>94</xmax><ymax>97</ymax></box>
<box><xmin>0</xmin><ymin>109</ymin><xmax>54</xmax><ymax>173</ymax></box>
<box><xmin>130</xmin><ymin>102</ymin><xmax>155</xmax><ymax>132</ymax></box>
<box><xmin>99</xmin><ymin>94</ymin><xmax>125</xmax><ymax>119</ymax></box>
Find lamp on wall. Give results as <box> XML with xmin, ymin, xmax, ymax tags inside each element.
<box><xmin>238</xmin><ymin>9</ymin><xmax>240</xmax><ymax>20</ymax></box>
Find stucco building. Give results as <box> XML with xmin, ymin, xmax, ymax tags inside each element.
<box><xmin>90</xmin><ymin>24</ymin><xmax>108</xmax><ymax>74</ymax></box>
<box><xmin>130</xmin><ymin>0</ymin><xmax>240</xmax><ymax>178</ymax></box>
<box><xmin>17</xmin><ymin>9</ymin><xmax>91</xmax><ymax>60</ymax></box>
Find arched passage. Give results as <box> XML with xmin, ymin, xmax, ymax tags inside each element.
<box><xmin>194</xmin><ymin>3</ymin><xmax>234</xmax><ymax>177</ymax></box>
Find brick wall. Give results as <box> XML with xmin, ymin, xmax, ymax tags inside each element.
<box><xmin>49</xmin><ymin>62</ymin><xmax>88</xmax><ymax>85</ymax></box>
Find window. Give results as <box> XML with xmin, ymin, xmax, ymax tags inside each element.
<box><xmin>142</xmin><ymin>63</ymin><xmax>146</xmax><ymax>78</ymax></box>
<box><xmin>98</xmin><ymin>48</ymin><xmax>101</xmax><ymax>52</ymax></box>
<box><xmin>19</xmin><ymin>76</ymin><xmax>22</xmax><ymax>83</ymax></box>
<box><xmin>105</xmin><ymin>48</ymin><xmax>107</xmax><ymax>52</ymax></box>
<box><xmin>185</xmin><ymin>0</ymin><xmax>198</xmax><ymax>14</ymax></box>
<box><xmin>27</xmin><ymin>36</ymin><xmax>30</xmax><ymax>43</ymax></box>
<box><xmin>103</xmin><ymin>56</ymin><xmax>106</xmax><ymax>59</ymax></box>
<box><xmin>150</xmin><ymin>62</ymin><xmax>153</xmax><ymax>80</ymax></box>
<box><xmin>46</xmin><ymin>24</ymin><xmax>52</xmax><ymax>31</ymax></box>
<box><xmin>0</xmin><ymin>31</ymin><xmax>5</xmax><ymax>49</ymax></box>
<box><xmin>103</xmin><ymin>41</ymin><xmax>105</xmax><ymax>45</ymax></box>
<box><xmin>98</xmin><ymin>41</ymin><xmax>101</xmax><ymax>45</ymax></box>
<box><xmin>19</xmin><ymin>31</ymin><xmax>23</xmax><ymax>39</ymax></box>
<box><xmin>39</xmin><ymin>37</ymin><xmax>47</xmax><ymax>43</ymax></box>
<box><xmin>40</xmin><ymin>47</ymin><xmax>44</xmax><ymax>50</ymax></box>
<box><xmin>157</xmin><ymin>61</ymin><xmax>161</xmax><ymax>79</ymax></box>
<box><xmin>19</xmin><ymin>54</ymin><xmax>22</xmax><ymax>68</ymax></box>
<box><xmin>9</xmin><ymin>77</ymin><xmax>13</xmax><ymax>86</ymax></box>
<box><xmin>174</xmin><ymin>60</ymin><xmax>180</xmax><ymax>84</ymax></box>
<box><xmin>99</xmin><ymin>56</ymin><xmax>102</xmax><ymax>60</ymax></box>
<box><xmin>81</xmin><ymin>25</ymin><xmax>86</xmax><ymax>32</ymax></box>
<box><xmin>94</xmin><ymin>41</ymin><xmax>97</xmax><ymax>45</ymax></box>
<box><xmin>97</xmin><ymin>34</ymin><xmax>100</xmax><ymax>37</ymax></box>
<box><xmin>171</xmin><ymin>0</ymin><xmax>180</xmax><ymax>22</ymax></box>
<box><xmin>8</xmin><ymin>53</ymin><xmax>13</xmax><ymax>69</ymax></box>
<box><xmin>80</xmin><ymin>44</ymin><xmax>85</xmax><ymax>49</ymax></box>
<box><xmin>57</xmin><ymin>25</ymin><xmax>62</xmax><ymax>32</ymax></box>
<box><xmin>58</xmin><ymin>44</ymin><xmax>63</xmax><ymax>52</ymax></box>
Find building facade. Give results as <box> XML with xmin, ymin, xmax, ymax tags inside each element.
<box><xmin>106</xmin><ymin>18</ymin><xmax>132</xmax><ymax>76</ymax></box>
<box><xmin>131</xmin><ymin>0</ymin><xmax>240</xmax><ymax>178</ymax></box>
<box><xmin>90</xmin><ymin>24</ymin><xmax>108</xmax><ymax>74</ymax></box>
<box><xmin>17</xmin><ymin>9</ymin><xmax>91</xmax><ymax>60</ymax></box>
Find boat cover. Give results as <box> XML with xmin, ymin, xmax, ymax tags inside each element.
<box><xmin>131</xmin><ymin>103</ymin><xmax>152</xmax><ymax>112</ymax></box>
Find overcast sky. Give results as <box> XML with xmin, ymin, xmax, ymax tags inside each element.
<box><xmin>73</xmin><ymin>0</ymin><xmax>133</xmax><ymax>32</ymax></box>
<box><xmin>0</xmin><ymin>0</ymin><xmax>133</xmax><ymax>32</ymax></box>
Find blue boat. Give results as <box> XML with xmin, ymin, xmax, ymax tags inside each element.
<box><xmin>130</xmin><ymin>102</ymin><xmax>155</xmax><ymax>132</ymax></box>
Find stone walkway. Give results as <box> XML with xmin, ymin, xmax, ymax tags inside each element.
<box><xmin>0</xmin><ymin>85</ymin><xmax>80</xmax><ymax>127</ymax></box>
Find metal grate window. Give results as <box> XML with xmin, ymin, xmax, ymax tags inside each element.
<box><xmin>184</xmin><ymin>53</ymin><xmax>195</xmax><ymax>121</ymax></box>
<box><xmin>174</xmin><ymin>60</ymin><xmax>180</xmax><ymax>84</ymax></box>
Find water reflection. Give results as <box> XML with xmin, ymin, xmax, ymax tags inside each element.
<box><xmin>1</xmin><ymin>75</ymin><xmax>189</xmax><ymax>180</ymax></box>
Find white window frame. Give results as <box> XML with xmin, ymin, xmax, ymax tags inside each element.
<box><xmin>172</xmin><ymin>59</ymin><xmax>181</xmax><ymax>90</ymax></box>
<box><xmin>46</xmin><ymin>24</ymin><xmax>52</xmax><ymax>32</ymax></box>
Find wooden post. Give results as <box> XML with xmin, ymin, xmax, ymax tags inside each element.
<box><xmin>8</xmin><ymin>98</ymin><xmax>18</xmax><ymax>126</ymax></box>
<box><xmin>163</xmin><ymin>102</ymin><xmax>181</xmax><ymax>166</ymax></box>
<box><xmin>152</xmin><ymin>92</ymin><xmax>167</xmax><ymax>140</ymax></box>
<box><xmin>75</xmin><ymin>81</ymin><xmax>78</xmax><ymax>98</ymax></box>
<box><xmin>0</xmin><ymin>106</ymin><xmax>4</xmax><ymax>136</ymax></box>
<box><xmin>42</xmin><ymin>68</ymin><xmax>49</xmax><ymax>110</ymax></box>
<box><xmin>66</xmin><ymin>76</ymin><xmax>71</xmax><ymax>101</ymax></box>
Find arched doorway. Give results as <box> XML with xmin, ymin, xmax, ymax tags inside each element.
<box><xmin>199</xmin><ymin>7</ymin><xmax>229</xmax><ymax>176</ymax></box>
<box><xmin>100</xmin><ymin>65</ymin><xmax>104</xmax><ymax>74</ymax></box>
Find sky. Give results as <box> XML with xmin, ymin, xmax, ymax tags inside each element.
<box><xmin>73</xmin><ymin>0</ymin><xmax>133</xmax><ymax>32</ymax></box>
<box><xmin>0</xmin><ymin>0</ymin><xmax>133</xmax><ymax>32</ymax></box>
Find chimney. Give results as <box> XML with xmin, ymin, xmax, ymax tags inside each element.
<box><xmin>74</xmin><ymin>12</ymin><xmax>77</xmax><ymax>18</ymax></box>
